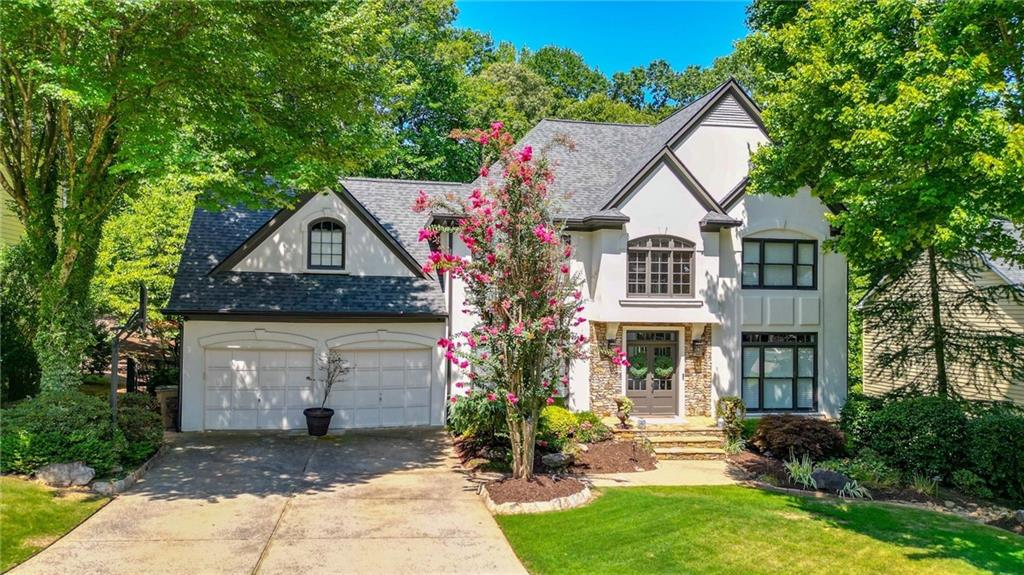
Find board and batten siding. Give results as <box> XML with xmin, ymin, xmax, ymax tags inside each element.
<box><xmin>862</xmin><ymin>255</ymin><xmax>1024</xmax><ymax>405</ymax></box>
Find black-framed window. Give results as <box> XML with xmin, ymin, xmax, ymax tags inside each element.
<box><xmin>742</xmin><ymin>239</ymin><xmax>816</xmax><ymax>289</ymax></box>
<box><xmin>308</xmin><ymin>218</ymin><xmax>345</xmax><ymax>270</ymax></box>
<box><xmin>741</xmin><ymin>333</ymin><xmax>817</xmax><ymax>412</ymax></box>
<box><xmin>627</xmin><ymin>235</ymin><xmax>694</xmax><ymax>297</ymax></box>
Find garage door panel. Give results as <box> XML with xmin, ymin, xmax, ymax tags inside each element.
<box><xmin>233</xmin><ymin>370</ymin><xmax>258</xmax><ymax>390</ymax></box>
<box><xmin>380</xmin><ymin>388</ymin><xmax>405</xmax><ymax>408</ymax></box>
<box><xmin>326</xmin><ymin>389</ymin><xmax>353</xmax><ymax>409</ymax></box>
<box><xmin>403</xmin><ymin>406</ymin><xmax>430</xmax><ymax>426</ymax></box>
<box><xmin>380</xmin><ymin>351</ymin><xmax>405</xmax><ymax>369</ymax></box>
<box><xmin>404</xmin><ymin>388</ymin><xmax>430</xmax><ymax>406</ymax></box>
<box><xmin>404</xmin><ymin>350</ymin><xmax>431</xmax><ymax>369</ymax></box>
<box><xmin>259</xmin><ymin>389</ymin><xmax>286</xmax><ymax>409</ymax></box>
<box><xmin>405</xmin><ymin>370</ymin><xmax>430</xmax><ymax>389</ymax></box>
<box><xmin>354</xmin><ymin>389</ymin><xmax>378</xmax><ymax>408</ymax></box>
<box><xmin>355</xmin><ymin>409</ymin><xmax>380</xmax><ymax>427</ymax></box>
<box><xmin>206</xmin><ymin>368</ymin><xmax>233</xmax><ymax>388</ymax></box>
<box><xmin>380</xmin><ymin>370</ymin><xmax>405</xmax><ymax>389</ymax></box>
<box><xmin>260</xmin><ymin>352</ymin><xmax>288</xmax><ymax>369</ymax></box>
<box><xmin>332</xmin><ymin>408</ymin><xmax>354</xmax><ymax>428</ymax></box>
<box><xmin>206</xmin><ymin>409</ymin><xmax>257</xmax><ymax>430</ymax></box>
<box><xmin>206</xmin><ymin>350</ymin><xmax>233</xmax><ymax>369</ymax></box>
<box><xmin>205</xmin><ymin>389</ymin><xmax>232</xmax><ymax>410</ymax></box>
<box><xmin>231</xmin><ymin>351</ymin><xmax>260</xmax><ymax>371</ymax></box>
<box><xmin>259</xmin><ymin>369</ymin><xmax>287</xmax><ymax>388</ymax></box>
<box><xmin>286</xmin><ymin>371</ymin><xmax>312</xmax><ymax>388</ymax></box>
<box><xmin>287</xmin><ymin>388</ymin><xmax>318</xmax><ymax>406</ymax></box>
<box><xmin>287</xmin><ymin>351</ymin><xmax>312</xmax><ymax>369</ymax></box>
<box><xmin>353</xmin><ymin>351</ymin><xmax>379</xmax><ymax>368</ymax></box>
<box><xmin>235</xmin><ymin>390</ymin><xmax>260</xmax><ymax>410</ymax></box>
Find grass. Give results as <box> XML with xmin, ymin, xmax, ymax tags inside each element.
<box><xmin>0</xmin><ymin>476</ymin><xmax>109</xmax><ymax>571</ymax></box>
<box><xmin>497</xmin><ymin>485</ymin><xmax>1024</xmax><ymax>575</ymax></box>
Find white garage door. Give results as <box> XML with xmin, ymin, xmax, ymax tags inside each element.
<box><xmin>204</xmin><ymin>349</ymin><xmax>314</xmax><ymax>430</ymax></box>
<box><xmin>331</xmin><ymin>349</ymin><xmax>433</xmax><ymax>428</ymax></box>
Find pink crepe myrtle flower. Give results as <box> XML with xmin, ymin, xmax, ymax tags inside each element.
<box><xmin>485</xmin><ymin>253</ymin><xmax>496</xmax><ymax>265</ymax></box>
<box><xmin>533</xmin><ymin>224</ymin><xmax>556</xmax><ymax>244</ymax></box>
<box><xmin>519</xmin><ymin>145</ymin><xmax>533</xmax><ymax>162</ymax></box>
<box><xmin>561</xmin><ymin>264</ymin><xmax>570</xmax><ymax>274</ymax></box>
<box><xmin>417</xmin><ymin>228</ymin><xmax>437</xmax><ymax>242</ymax></box>
<box><xmin>449</xmin><ymin>396</ymin><xmax>458</xmax><ymax>404</ymax></box>
<box><xmin>459</xmin><ymin>360</ymin><xmax>469</xmax><ymax>369</ymax></box>
<box><xmin>413</xmin><ymin>190</ymin><xmax>430</xmax><ymax>213</ymax></box>
<box><xmin>506</xmin><ymin>393</ymin><xmax>519</xmax><ymax>404</ymax></box>
<box><xmin>512</xmin><ymin>322</ymin><xmax>525</xmax><ymax>336</ymax></box>
<box><xmin>491</xmin><ymin>121</ymin><xmax>504</xmax><ymax>133</ymax></box>
<box><xmin>546</xmin><ymin>397</ymin><xmax>555</xmax><ymax>405</ymax></box>
<box><xmin>486</xmin><ymin>392</ymin><xmax>497</xmax><ymax>402</ymax></box>
<box><xmin>479</xmin><ymin>166</ymin><xmax>489</xmax><ymax>177</ymax></box>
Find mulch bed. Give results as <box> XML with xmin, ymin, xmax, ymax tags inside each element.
<box><xmin>569</xmin><ymin>440</ymin><xmax>657</xmax><ymax>474</ymax></box>
<box><xmin>486</xmin><ymin>475</ymin><xmax>587</xmax><ymax>505</ymax></box>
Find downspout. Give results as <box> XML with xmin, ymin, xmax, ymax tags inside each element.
<box><xmin>443</xmin><ymin>232</ymin><xmax>454</xmax><ymax>424</ymax></box>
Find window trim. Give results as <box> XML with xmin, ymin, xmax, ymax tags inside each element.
<box><xmin>626</xmin><ymin>235</ymin><xmax>696</xmax><ymax>299</ymax></box>
<box><xmin>307</xmin><ymin>217</ymin><xmax>346</xmax><ymax>271</ymax></box>
<box><xmin>741</xmin><ymin>238</ymin><xmax>818</xmax><ymax>290</ymax></box>
<box><xmin>741</xmin><ymin>332</ymin><xmax>818</xmax><ymax>413</ymax></box>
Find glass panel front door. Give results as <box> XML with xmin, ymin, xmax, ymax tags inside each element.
<box><xmin>625</xmin><ymin>331</ymin><xmax>679</xmax><ymax>416</ymax></box>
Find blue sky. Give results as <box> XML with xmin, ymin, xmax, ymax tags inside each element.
<box><xmin>455</xmin><ymin>1</ymin><xmax>752</xmax><ymax>74</ymax></box>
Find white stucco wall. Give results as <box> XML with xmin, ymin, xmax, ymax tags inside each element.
<box><xmin>673</xmin><ymin>108</ymin><xmax>769</xmax><ymax>200</ymax></box>
<box><xmin>232</xmin><ymin>191</ymin><xmax>414</xmax><ymax>277</ymax></box>
<box><xmin>180</xmin><ymin>320</ymin><xmax>446</xmax><ymax>431</ymax></box>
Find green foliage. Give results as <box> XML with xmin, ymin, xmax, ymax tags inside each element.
<box><xmin>863</xmin><ymin>396</ymin><xmax>968</xmax><ymax>480</ymax></box>
<box><xmin>1</xmin><ymin>391</ymin><xmax>125</xmax><ymax>476</ymax></box>
<box><xmin>574</xmin><ymin>411</ymin><xmax>612</xmax><ymax>444</ymax></box>
<box><xmin>723</xmin><ymin>436</ymin><xmax>747</xmax><ymax>455</ymax></box>
<box><xmin>950</xmin><ymin>469</ymin><xmax>993</xmax><ymax>500</ymax></box>
<box><xmin>116</xmin><ymin>393</ymin><xmax>164</xmax><ymax>466</ymax></box>
<box><xmin>522</xmin><ymin>46</ymin><xmax>609</xmax><ymax>100</ymax></box>
<box><xmin>92</xmin><ymin>181</ymin><xmax>196</xmax><ymax>322</ymax></box>
<box><xmin>838</xmin><ymin>479</ymin><xmax>872</xmax><ymax>500</ymax></box>
<box><xmin>816</xmin><ymin>449</ymin><xmax>902</xmax><ymax>490</ymax></box>
<box><xmin>839</xmin><ymin>390</ymin><xmax>884</xmax><ymax>452</ymax></box>
<box><xmin>652</xmin><ymin>355</ymin><xmax>675</xmax><ymax>378</ymax></box>
<box><xmin>0</xmin><ymin>244</ymin><xmax>40</xmax><ymax>402</ymax></box>
<box><xmin>911</xmin><ymin>475</ymin><xmax>939</xmax><ymax>498</ymax></box>
<box><xmin>965</xmin><ymin>408</ymin><xmax>1024</xmax><ymax>503</ymax></box>
<box><xmin>627</xmin><ymin>353</ymin><xmax>648</xmax><ymax>378</ymax></box>
<box><xmin>752</xmin><ymin>415</ymin><xmax>845</xmax><ymax>461</ymax></box>
<box><xmin>715</xmin><ymin>396</ymin><xmax>746</xmax><ymax>442</ymax></box>
<box><xmin>83</xmin><ymin>323</ymin><xmax>112</xmax><ymax>376</ymax></box>
<box><xmin>447</xmin><ymin>392</ymin><xmax>508</xmax><ymax>443</ymax></box>
<box><xmin>740</xmin><ymin>418</ymin><xmax>759</xmax><ymax>440</ymax></box>
<box><xmin>0</xmin><ymin>390</ymin><xmax>163</xmax><ymax>477</ymax></box>
<box><xmin>783</xmin><ymin>454</ymin><xmax>816</xmax><ymax>490</ymax></box>
<box><xmin>540</xmin><ymin>405</ymin><xmax>578</xmax><ymax>439</ymax></box>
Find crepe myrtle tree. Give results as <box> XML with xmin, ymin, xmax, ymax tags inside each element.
<box><xmin>414</xmin><ymin>123</ymin><xmax>603</xmax><ymax>480</ymax></box>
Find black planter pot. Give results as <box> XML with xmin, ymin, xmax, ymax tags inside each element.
<box><xmin>303</xmin><ymin>407</ymin><xmax>335</xmax><ymax>436</ymax></box>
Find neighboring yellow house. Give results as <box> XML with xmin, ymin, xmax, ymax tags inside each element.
<box><xmin>1</xmin><ymin>200</ymin><xmax>25</xmax><ymax>245</ymax></box>
<box><xmin>861</xmin><ymin>226</ymin><xmax>1024</xmax><ymax>406</ymax></box>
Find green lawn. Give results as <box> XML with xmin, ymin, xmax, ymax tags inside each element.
<box><xmin>0</xmin><ymin>476</ymin><xmax>109</xmax><ymax>571</ymax></box>
<box><xmin>497</xmin><ymin>486</ymin><xmax>1024</xmax><ymax>575</ymax></box>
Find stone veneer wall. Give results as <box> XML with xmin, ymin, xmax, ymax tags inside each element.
<box><xmin>588</xmin><ymin>322</ymin><xmax>713</xmax><ymax>417</ymax></box>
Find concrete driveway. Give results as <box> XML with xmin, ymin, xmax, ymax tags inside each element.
<box><xmin>13</xmin><ymin>429</ymin><xmax>525</xmax><ymax>575</ymax></box>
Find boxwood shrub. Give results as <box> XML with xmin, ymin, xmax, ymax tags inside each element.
<box><xmin>966</xmin><ymin>408</ymin><xmax>1024</xmax><ymax>503</ymax></box>
<box><xmin>863</xmin><ymin>395</ymin><xmax>967</xmax><ymax>479</ymax></box>
<box><xmin>839</xmin><ymin>391</ymin><xmax>884</xmax><ymax>452</ymax></box>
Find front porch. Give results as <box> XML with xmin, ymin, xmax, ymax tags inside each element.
<box><xmin>608</xmin><ymin>417</ymin><xmax>728</xmax><ymax>460</ymax></box>
<box><xmin>588</xmin><ymin>322</ymin><xmax>714</xmax><ymax>420</ymax></box>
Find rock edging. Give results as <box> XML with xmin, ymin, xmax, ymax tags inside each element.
<box><xmin>481</xmin><ymin>482</ymin><xmax>593</xmax><ymax>515</ymax></box>
<box><xmin>91</xmin><ymin>445</ymin><xmax>166</xmax><ymax>496</ymax></box>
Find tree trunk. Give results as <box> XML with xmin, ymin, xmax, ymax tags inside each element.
<box><xmin>507</xmin><ymin>407</ymin><xmax>539</xmax><ymax>480</ymax></box>
<box><xmin>926</xmin><ymin>245</ymin><xmax>950</xmax><ymax>398</ymax></box>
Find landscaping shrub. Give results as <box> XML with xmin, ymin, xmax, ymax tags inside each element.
<box><xmin>863</xmin><ymin>395</ymin><xmax>967</xmax><ymax>479</ymax></box>
<box><xmin>0</xmin><ymin>390</ymin><xmax>125</xmax><ymax>476</ymax></box>
<box><xmin>965</xmin><ymin>408</ymin><xmax>1024</xmax><ymax>503</ymax></box>
<box><xmin>740</xmin><ymin>418</ymin><xmax>759</xmax><ymax>440</ymax></box>
<box><xmin>951</xmin><ymin>469</ymin><xmax>993</xmax><ymax>500</ymax></box>
<box><xmin>447</xmin><ymin>392</ymin><xmax>508</xmax><ymax>442</ymax></box>
<box><xmin>539</xmin><ymin>405</ymin><xmax>577</xmax><ymax>441</ymax></box>
<box><xmin>751</xmin><ymin>415</ymin><xmax>845</xmax><ymax>461</ymax></box>
<box><xmin>816</xmin><ymin>449</ymin><xmax>901</xmax><ymax>490</ymax></box>
<box><xmin>715</xmin><ymin>396</ymin><xmax>746</xmax><ymax>442</ymax></box>
<box><xmin>839</xmin><ymin>390</ymin><xmax>883</xmax><ymax>452</ymax></box>
<box><xmin>117</xmin><ymin>393</ymin><xmax>164</xmax><ymax>465</ymax></box>
<box><xmin>574</xmin><ymin>411</ymin><xmax>612</xmax><ymax>443</ymax></box>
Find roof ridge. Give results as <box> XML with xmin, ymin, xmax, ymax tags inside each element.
<box><xmin>340</xmin><ymin>176</ymin><xmax>469</xmax><ymax>186</ymax></box>
<box><xmin>652</xmin><ymin>77</ymin><xmax>736</xmax><ymax>128</ymax></box>
<box><xmin>538</xmin><ymin>117</ymin><xmax>653</xmax><ymax>128</ymax></box>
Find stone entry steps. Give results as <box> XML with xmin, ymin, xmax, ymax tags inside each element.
<box><xmin>611</xmin><ymin>423</ymin><xmax>728</xmax><ymax>460</ymax></box>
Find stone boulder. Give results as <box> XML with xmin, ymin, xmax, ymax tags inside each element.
<box><xmin>810</xmin><ymin>469</ymin><xmax>851</xmax><ymax>493</ymax></box>
<box><xmin>541</xmin><ymin>452</ymin><xmax>574</xmax><ymax>469</ymax></box>
<box><xmin>1016</xmin><ymin>509</ymin><xmax>1024</xmax><ymax>526</ymax></box>
<box><xmin>36</xmin><ymin>462</ymin><xmax>95</xmax><ymax>487</ymax></box>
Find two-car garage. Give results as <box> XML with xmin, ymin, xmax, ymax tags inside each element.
<box><xmin>185</xmin><ymin>323</ymin><xmax>447</xmax><ymax>432</ymax></box>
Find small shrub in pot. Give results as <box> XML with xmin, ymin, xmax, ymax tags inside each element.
<box><xmin>751</xmin><ymin>414</ymin><xmax>845</xmax><ymax>461</ymax></box>
<box><xmin>304</xmin><ymin>352</ymin><xmax>350</xmax><ymax>436</ymax></box>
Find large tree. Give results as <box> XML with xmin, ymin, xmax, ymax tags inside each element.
<box><xmin>1</xmin><ymin>0</ymin><xmax>456</xmax><ymax>390</ymax></box>
<box><xmin>744</xmin><ymin>0</ymin><xmax>1024</xmax><ymax>395</ymax></box>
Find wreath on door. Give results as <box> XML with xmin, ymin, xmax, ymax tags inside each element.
<box><xmin>627</xmin><ymin>352</ymin><xmax>648</xmax><ymax>378</ymax></box>
<box><xmin>653</xmin><ymin>355</ymin><xmax>676</xmax><ymax>378</ymax></box>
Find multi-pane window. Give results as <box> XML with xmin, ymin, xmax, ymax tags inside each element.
<box><xmin>741</xmin><ymin>333</ymin><xmax>817</xmax><ymax>412</ymax></box>
<box><xmin>308</xmin><ymin>218</ymin><xmax>345</xmax><ymax>270</ymax></box>
<box><xmin>742</xmin><ymin>239</ymin><xmax>816</xmax><ymax>289</ymax></box>
<box><xmin>627</xmin><ymin>236</ymin><xmax>694</xmax><ymax>297</ymax></box>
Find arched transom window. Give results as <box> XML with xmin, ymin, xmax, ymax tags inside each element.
<box><xmin>627</xmin><ymin>235</ymin><xmax>695</xmax><ymax>297</ymax></box>
<box><xmin>308</xmin><ymin>218</ymin><xmax>345</xmax><ymax>270</ymax></box>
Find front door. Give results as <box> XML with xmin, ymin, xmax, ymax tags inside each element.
<box><xmin>625</xmin><ymin>331</ymin><xmax>679</xmax><ymax>416</ymax></box>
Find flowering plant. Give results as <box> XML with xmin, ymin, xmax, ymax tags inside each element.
<box><xmin>413</xmin><ymin>122</ymin><xmax>587</xmax><ymax>480</ymax></box>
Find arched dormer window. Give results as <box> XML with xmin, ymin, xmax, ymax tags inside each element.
<box><xmin>308</xmin><ymin>218</ymin><xmax>345</xmax><ymax>270</ymax></box>
<box><xmin>627</xmin><ymin>235</ymin><xmax>695</xmax><ymax>298</ymax></box>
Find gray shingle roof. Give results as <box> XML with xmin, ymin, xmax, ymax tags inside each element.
<box><xmin>169</xmin><ymin>80</ymin><xmax>746</xmax><ymax>317</ymax></box>
<box><xmin>167</xmin><ymin>205</ymin><xmax>447</xmax><ymax>317</ymax></box>
<box><xmin>982</xmin><ymin>220</ymin><xmax>1024</xmax><ymax>290</ymax></box>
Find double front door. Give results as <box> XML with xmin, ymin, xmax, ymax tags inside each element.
<box><xmin>625</xmin><ymin>331</ymin><xmax>680</xmax><ymax>416</ymax></box>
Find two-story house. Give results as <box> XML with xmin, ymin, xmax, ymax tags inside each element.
<box><xmin>167</xmin><ymin>80</ymin><xmax>847</xmax><ymax>431</ymax></box>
